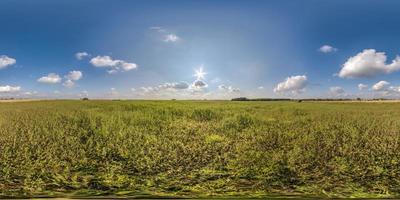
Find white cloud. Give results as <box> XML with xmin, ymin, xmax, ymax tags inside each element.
<box><xmin>164</xmin><ymin>34</ymin><xmax>180</xmax><ymax>42</ymax></box>
<box><xmin>65</xmin><ymin>70</ymin><xmax>83</xmax><ymax>81</ymax></box>
<box><xmin>319</xmin><ymin>45</ymin><xmax>338</xmax><ymax>53</ymax></box>
<box><xmin>329</xmin><ymin>86</ymin><xmax>345</xmax><ymax>95</ymax></box>
<box><xmin>0</xmin><ymin>85</ymin><xmax>21</xmax><ymax>93</ymax></box>
<box><xmin>121</xmin><ymin>62</ymin><xmax>137</xmax><ymax>71</ymax></box>
<box><xmin>274</xmin><ymin>75</ymin><xmax>308</xmax><ymax>94</ymax></box>
<box><xmin>358</xmin><ymin>83</ymin><xmax>368</xmax><ymax>90</ymax></box>
<box><xmin>75</xmin><ymin>52</ymin><xmax>89</xmax><ymax>60</ymax></box>
<box><xmin>339</xmin><ymin>49</ymin><xmax>400</xmax><ymax>78</ymax></box>
<box><xmin>140</xmin><ymin>86</ymin><xmax>156</xmax><ymax>93</ymax></box>
<box><xmin>90</xmin><ymin>55</ymin><xmax>137</xmax><ymax>73</ymax></box>
<box><xmin>150</xmin><ymin>27</ymin><xmax>181</xmax><ymax>43</ymax></box>
<box><xmin>90</xmin><ymin>56</ymin><xmax>120</xmax><ymax>67</ymax></box>
<box><xmin>218</xmin><ymin>84</ymin><xmax>240</xmax><ymax>93</ymax></box>
<box><xmin>63</xmin><ymin>79</ymin><xmax>75</xmax><ymax>88</ymax></box>
<box><xmin>257</xmin><ymin>86</ymin><xmax>264</xmax><ymax>90</ymax></box>
<box><xmin>38</xmin><ymin>73</ymin><xmax>62</xmax><ymax>84</ymax></box>
<box><xmin>0</xmin><ymin>55</ymin><xmax>16</xmax><ymax>69</ymax></box>
<box><xmin>372</xmin><ymin>80</ymin><xmax>390</xmax><ymax>91</ymax></box>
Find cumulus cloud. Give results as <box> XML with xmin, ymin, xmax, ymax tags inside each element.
<box><xmin>90</xmin><ymin>55</ymin><xmax>137</xmax><ymax>73</ymax></box>
<box><xmin>90</xmin><ymin>56</ymin><xmax>120</xmax><ymax>67</ymax></box>
<box><xmin>63</xmin><ymin>79</ymin><xmax>75</xmax><ymax>88</ymax></box>
<box><xmin>0</xmin><ymin>55</ymin><xmax>16</xmax><ymax>69</ymax></box>
<box><xmin>65</xmin><ymin>70</ymin><xmax>83</xmax><ymax>81</ymax></box>
<box><xmin>319</xmin><ymin>45</ymin><xmax>338</xmax><ymax>53</ymax></box>
<box><xmin>358</xmin><ymin>83</ymin><xmax>368</xmax><ymax>90</ymax></box>
<box><xmin>62</xmin><ymin>71</ymin><xmax>82</xmax><ymax>88</ymax></box>
<box><xmin>0</xmin><ymin>85</ymin><xmax>21</xmax><ymax>93</ymax></box>
<box><xmin>38</xmin><ymin>73</ymin><xmax>62</xmax><ymax>84</ymax></box>
<box><xmin>164</xmin><ymin>34</ymin><xmax>180</xmax><ymax>42</ymax></box>
<box><xmin>329</xmin><ymin>86</ymin><xmax>345</xmax><ymax>95</ymax></box>
<box><xmin>339</xmin><ymin>49</ymin><xmax>400</xmax><ymax>78</ymax></box>
<box><xmin>75</xmin><ymin>52</ymin><xmax>89</xmax><ymax>60</ymax></box>
<box><xmin>274</xmin><ymin>75</ymin><xmax>308</xmax><ymax>94</ymax></box>
<box><xmin>191</xmin><ymin>79</ymin><xmax>208</xmax><ymax>90</ymax></box>
<box><xmin>372</xmin><ymin>81</ymin><xmax>390</xmax><ymax>91</ymax></box>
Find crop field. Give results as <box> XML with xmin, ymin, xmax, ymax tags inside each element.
<box><xmin>1</xmin><ymin>100</ymin><xmax>400</xmax><ymax>198</ymax></box>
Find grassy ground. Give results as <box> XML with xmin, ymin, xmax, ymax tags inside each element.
<box><xmin>1</xmin><ymin>100</ymin><xmax>400</xmax><ymax>198</ymax></box>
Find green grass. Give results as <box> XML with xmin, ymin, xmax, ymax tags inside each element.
<box><xmin>1</xmin><ymin>100</ymin><xmax>400</xmax><ymax>198</ymax></box>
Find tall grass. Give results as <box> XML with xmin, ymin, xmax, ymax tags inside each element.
<box><xmin>1</xmin><ymin>100</ymin><xmax>400</xmax><ymax>198</ymax></box>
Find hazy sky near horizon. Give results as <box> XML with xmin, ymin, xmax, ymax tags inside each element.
<box><xmin>2</xmin><ymin>0</ymin><xmax>400</xmax><ymax>99</ymax></box>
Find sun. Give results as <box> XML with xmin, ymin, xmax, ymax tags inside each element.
<box><xmin>194</xmin><ymin>66</ymin><xmax>207</xmax><ymax>80</ymax></box>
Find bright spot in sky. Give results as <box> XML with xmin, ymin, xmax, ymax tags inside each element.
<box><xmin>194</xmin><ymin>66</ymin><xmax>207</xmax><ymax>80</ymax></box>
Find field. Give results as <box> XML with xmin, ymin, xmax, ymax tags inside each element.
<box><xmin>1</xmin><ymin>100</ymin><xmax>400</xmax><ymax>198</ymax></box>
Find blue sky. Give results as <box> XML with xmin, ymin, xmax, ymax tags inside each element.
<box><xmin>2</xmin><ymin>0</ymin><xmax>400</xmax><ymax>99</ymax></box>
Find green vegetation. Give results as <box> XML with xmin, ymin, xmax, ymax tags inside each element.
<box><xmin>1</xmin><ymin>100</ymin><xmax>400</xmax><ymax>198</ymax></box>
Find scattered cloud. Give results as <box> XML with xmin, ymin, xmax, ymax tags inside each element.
<box><xmin>274</xmin><ymin>75</ymin><xmax>308</xmax><ymax>94</ymax></box>
<box><xmin>164</xmin><ymin>34</ymin><xmax>180</xmax><ymax>42</ymax></box>
<box><xmin>218</xmin><ymin>85</ymin><xmax>240</xmax><ymax>93</ymax></box>
<box><xmin>191</xmin><ymin>80</ymin><xmax>208</xmax><ymax>90</ymax></box>
<box><xmin>0</xmin><ymin>55</ymin><xmax>16</xmax><ymax>69</ymax></box>
<box><xmin>358</xmin><ymin>83</ymin><xmax>368</xmax><ymax>90</ymax></box>
<box><xmin>151</xmin><ymin>26</ymin><xmax>180</xmax><ymax>43</ymax></box>
<box><xmin>159</xmin><ymin>82</ymin><xmax>189</xmax><ymax>90</ymax></box>
<box><xmin>90</xmin><ymin>55</ymin><xmax>137</xmax><ymax>73</ymax></box>
<box><xmin>38</xmin><ymin>73</ymin><xmax>62</xmax><ymax>84</ymax></box>
<box><xmin>329</xmin><ymin>86</ymin><xmax>345</xmax><ymax>95</ymax></box>
<box><xmin>63</xmin><ymin>79</ymin><xmax>75</xmax><ymax>88</ymax></box>
<box><xmin>319</xmin><ymin>45</ymin><xmax>338</xmax><ymax>53</ymax></box>
<box><xmin>90</xmin><ymin>56</ymin><xmax>120</xmax><ymax>67</ymax></box>
<box><xmin>257</xmin><ymin>86</ymin><xmax>264</xmax><ymax>90</ymax></box>
<box><xmin>339</xmin><ymin>49</ymin><xmax>400</xmax><ymax>78</ymax></box>
<box><xmin>63</xmin><ymin>71</ymin><xmax>83</xmax><ymax>88</ymax></box>
<box><xmin>372</xmin><ymin>80</ymin><xmax>390</xmax><ymax>91</ymax></box>
<box><xmin>0</xmin><ymin>85</ymin><xmax>21</xmax><ymax>93</ymax></box>
<box><xmin>75</xmin><ymin>52</ymin><xmax>90</xmax><ymax>60</ymax></box>
<box><xmin>65</xmin><ymin>70</ymin><xmax>83</xmax><ymax>81</ymax></box>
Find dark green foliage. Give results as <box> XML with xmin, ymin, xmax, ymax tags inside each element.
<box><xmin>0</xmin><ymin>100</ymin><xmax>400</xmax><ymax>198</ymax></box>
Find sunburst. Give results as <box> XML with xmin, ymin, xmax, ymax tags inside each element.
<box><xmin>194</xmin><ymin>66</ymin><xmax>207</xmax><ymax>80</ymax></box>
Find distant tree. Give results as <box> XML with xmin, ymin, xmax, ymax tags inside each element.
<box><xmin>82</xmin><ymin>97</ymin><xmax>89</xmax><ymax>101</ymax></box>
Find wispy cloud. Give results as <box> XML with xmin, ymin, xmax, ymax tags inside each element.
<box><xmin>150</xmin><ymin>26</ymin><xmax>181</xmax><ymax>43</ymax></box>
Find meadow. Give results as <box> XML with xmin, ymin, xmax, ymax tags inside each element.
<box><xmin>1</xmin><ymin>100</ymin><xmax>400</xmax><ymax>198</ymax></box>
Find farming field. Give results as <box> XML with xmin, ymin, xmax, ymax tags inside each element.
<box><xmin>1</xmin><ymin>100</ymin><xmax>400</xmax><ymax>198</ymax></box>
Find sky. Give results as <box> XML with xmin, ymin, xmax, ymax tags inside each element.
<box><xmin>2</xmin><ymin>0</ymin><xmax>400</xmax><ymax>99</ymax></box>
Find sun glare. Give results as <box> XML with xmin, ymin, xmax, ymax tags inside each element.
<box><xmin>194</xmin><ymin>66</ymin><xmax>207</xmax><ymax>80</ymax></box>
